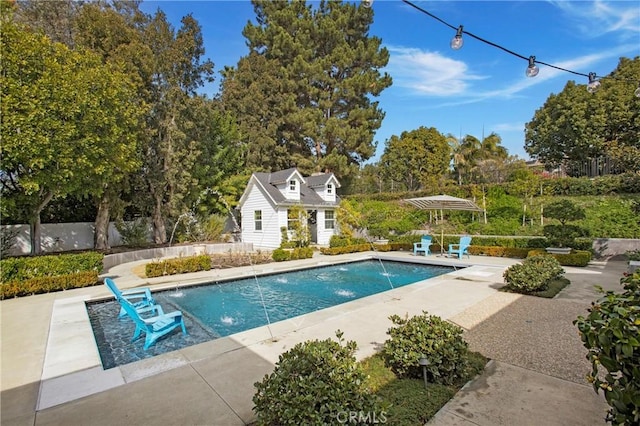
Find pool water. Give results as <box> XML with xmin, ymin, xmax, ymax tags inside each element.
<box><xmin>87</xmin><ymin>260</ymin><xmax>454</xmax><ymax>369</ymax></box>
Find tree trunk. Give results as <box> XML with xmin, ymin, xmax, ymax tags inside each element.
<box><xmin>94</xmin><ymin>192</ymin><xmax>111</xmax><ymax>250</ymax></box>
<box><xmin>152</xmin><ymin>195</ymin><xmax>167</xmax><ymax>244</ymax></box>
<box><xmin>29</xmin><ymin>191</ymin><xmax>54</xmax><ymax>255</ymax></box>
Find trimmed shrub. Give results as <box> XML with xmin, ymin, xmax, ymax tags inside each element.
<box><xmin>271</xmin><ymin>248</ymin><xmax>290</xmax><ymax>262</ymax></box>
<box><xmin>468</xmin><ymin>245</ymin><xmax>530</xmax><ymax>258</ymax></box>
<box><xmin>382</xmin><ymin>312</ymin><xmax>469</xmax><ymax>385</ymax></box>
<box><xmin>574</xmin><ymin>273</ymin><xmax>640</xmax><ymax>425</ymax></box>
<box><xmin>253</xmin><ymin>331</ymin><xmax>381</xmax><ymax>425</ymax></box>
<box><xmin>503</xmin><ymin>255</ymin><xmax>564</xmax><ymax>294</ymax></box>
<box><xmin>272</xmin><ymin>247</ymin><xmax>314</xmax><ymax>262</ymax></box>
<box><xmin>0</xmin><ymin>252</ymin><xmax>104</xmax><ymax>283</ymax></box>
<box><xmin>145</xmin><ymin>254</ymin><xmax>211</xmax><ymax>277</ymax></box>
<box><xmin>0</xmin><ymin>270</ymin><xmax>99</xmax><ymax>299</ymax></box>
<box><xmin>527</xmin><ymin>249</ymin><xmax>592</xmax><ymax>267</ymax></box>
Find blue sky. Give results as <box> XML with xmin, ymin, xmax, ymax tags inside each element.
<box><xmin>140</xmin><ymin>1</ymin><xmax>640</xmax><ymax>162</ymax></box>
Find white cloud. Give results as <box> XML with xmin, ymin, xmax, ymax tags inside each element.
<box><xmin>385</xmin><ymin>45</ymin><xmax>485</xmax><ymax>96</ymax></box>
<box><xmin>549</xmin><ymin>0</ymin><xmax>640</xmax><ymax>39</ymax></box>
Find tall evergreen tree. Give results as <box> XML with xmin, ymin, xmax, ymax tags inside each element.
<box><xmin>220</xmin><ymin>0</ymin><xmax>391</xmax><ymax>179</ymax></box>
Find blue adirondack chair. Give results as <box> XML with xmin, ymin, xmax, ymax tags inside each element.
<box><xmin>118</xmin><ymin>297</ymin><xmax>187</xmax><ymax>350</ymax></box>
<box><xmin>104</xmin><ymin>278</ymin><xmax>156</xmax><ymax>319</ymax></box>
<box><xmin>413</xmin><ymin>235</ymin><xmax>432</xmax><ymax>256</ymax></box>
<box><xmin>448</xmin><ymin>236</ymin><xmax>472</xmax><ymax>259</ymax></box>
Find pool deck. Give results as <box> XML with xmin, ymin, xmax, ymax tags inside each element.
<box><xmin>1</xmin><ymin>251</ymin><xmax>625</xmax><ymax>425</ymax></box>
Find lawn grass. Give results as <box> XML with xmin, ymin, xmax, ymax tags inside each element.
<box><xmin>360</xmin><ymin>351</ymin><xmax>488</xmax><ymax>425</ymax></box>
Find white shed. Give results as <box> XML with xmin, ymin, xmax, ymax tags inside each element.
<box><xmin>237</xmin><ymin>168</ymin><xmax>341</xmax><ymax>249</ymax></box>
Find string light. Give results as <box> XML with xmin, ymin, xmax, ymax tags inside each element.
<box><xmin>587</xmin><ymin>72</ymin><xmax>601</xmax><ymax>93</ymax></box>
<box><xmin>450</xmin><ymin>25</ymin><xmax>464</xmax><ymax>50</ymax></box>
<box><xmin>526</xmin><ymin>56</ymin><xmax>539</xmax><ymax>78</ymax></box>
<box><xmin>365</xmin><ymin>0</ymin><xmax>639</xmax><ymax>97</ymax></box>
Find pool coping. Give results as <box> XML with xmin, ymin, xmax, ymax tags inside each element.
<box><xmin>36</xmin><ymin>252</ymin><xmax>513</xmax><ymax>410</ymax></box>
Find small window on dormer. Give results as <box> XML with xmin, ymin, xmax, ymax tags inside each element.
<box><xmin>289</xmin><ymin>180</ymin><xmax>296</xmax><ymax>191</ymax></box>
<box><xmin>327</xmin><ymin>183</ymin><xmax>333</xmax><ymax>195</ymax></box>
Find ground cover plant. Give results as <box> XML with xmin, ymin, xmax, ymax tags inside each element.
<box><xmin>361</xmin><ymin>351</ymin><xmax>487</xmax><ymax>425</ymax></box>
<box><xmin>253</xmin><ymin>318</ymin><xmax>487</xmax><ymax>426</ymax></box>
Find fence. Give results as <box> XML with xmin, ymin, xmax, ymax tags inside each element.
<box><xmin>1</xmin><ymin>222</ymin><xmax>132</xmax><ymax>256</ymax></box>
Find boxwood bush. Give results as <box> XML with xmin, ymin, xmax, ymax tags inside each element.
<box><xmin>382</xmin><ymin>312</ymin><xmax>469</xmax><ymax>385</ymax></box>
<box><xmin>0</xmin><ymin>252</ymin><xmax>104</xmax><ymax>299</ymax></box>
<box><xmin>253</xmin><ymin>331</ymin><xmax>381</xmax><ymax>425</ymax></box>
<box><xmin>503</xmin><ymin>255</ymin><xmax>564</xmax><ymax>294</ymax></box>
<box><xmin>1</xmin><ymin>252</ymin><xmax>104</xmax><ymax>282</ymax></box>
<box><xmin>145</xmin><ymin>254</ymin><xmax>211</xmax><ymax>277</ymax></box>
<box><xmin>271</xmin><ymin>247</ymin><xmax>314</xmax><ymax>262</ymax></box>
<box><xmin>574</xmin><ymin>272</ymin><xmax>640</xmax><ymax>425</ymax></box>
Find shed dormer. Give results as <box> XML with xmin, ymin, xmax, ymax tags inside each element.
<box><xmin>306</xmin><ymin>173</ymin><xmax>341</xmax><ymax>203</ymax></box>
<box><xmin>268</xmin><ymin>168</ymin><xmax>305</xmax><ymax>201</ymax></box>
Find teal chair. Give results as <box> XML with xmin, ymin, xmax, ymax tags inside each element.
<box><xmin>413</xmin><ymin>235</ymin><xmax>432</xmax><ymax>256</ymax></box>
<box><xmin>118</xmin><ymin>297</ymin><xmax>187</xmax><ymax>350</ymax></box>
<box><xmin>448</xmin><ymin>236</ymin><xmax>472</xmax><ymax>259</ymax></box>
<box><xmin>104</xmin><ymin>278</ymin><xmax>156</xmax><ymax>319</ymax></box>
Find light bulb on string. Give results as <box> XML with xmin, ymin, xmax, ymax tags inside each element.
<box><xmin>526</xmin><ymin>56</ymin><xmax>539</xmax><ymax>77</ymax></box>
<box><xmin>361</xmin><ymin>0</ymin><xmax>373</xmax><ymax>8</ymax></box>
<box><xmin>587</xmin><ymin>72</ymin><xmax>601</xmax><ymax>93</ymax></box>
<box><xmin>450</xmin><ymin>25</ymin><xmax>464</xmax><ymax>50</ymax></box>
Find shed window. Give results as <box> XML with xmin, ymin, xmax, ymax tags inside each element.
<box><xmin>254</xmin><ymin>210</ymin><xmax>262</xmax><ymax>231</ymax></box>
<box><xmin>325</xmin><ymin>210</ymin><xmax>335</xmax><ymax>229</ymax></box>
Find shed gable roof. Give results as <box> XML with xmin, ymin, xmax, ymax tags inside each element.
<box><xmin>247</xmin><ymin>168</ymin><xmax>340</xmax><ymax>208</ymax></box>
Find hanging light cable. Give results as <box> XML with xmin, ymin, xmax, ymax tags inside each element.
<box><xmin>450</xmin><ymin>25</ymin><xmax>464</xmax><ymax>50</ymax></box>
<box><xmin>386</xmin><ymin>0</ymin><xmax>639</xmax><ymax>95</ymax></box>
<box><xmin>526</xmin><ymin>56</ymin><xmax>539</xmax><ymax>77</ymax></box>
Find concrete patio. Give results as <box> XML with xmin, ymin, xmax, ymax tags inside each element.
<box><xmin>1</xmin><ymin>251</ymin><xmax>624</xmax><ymax>425</ymax></box>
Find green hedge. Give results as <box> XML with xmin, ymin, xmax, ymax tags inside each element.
<box><xmin>527</xmin><ymin>249</ymin><xmax>592</xmax><ymax>267</ymax></box>
<box><xmin>0</xmin><ymin>252</ymin><xmax>104</xmax><ymax>283</ymax></box>
<box><xmin>271</xmin><ymin>247</ymin><xmax>315</xmax><ymax>262</ymax></box>
<box><xmin>468</xmin><ymin>246</ymin><xmax>530</xmax><ymax>259</ymax></box>
<box><xmin>0</xmin><ymin>270</ymin><xmax>99</xmax><ymax>299</ymax></box>
<box><xmin>145</xmin><ymin>254</ymin><xmax>211</xmax><ymax>277</ymax></box>
<box><xmin>320</xmin><ymin>243</ymin><xmax>392</xmax><ymax>255</ymax></box>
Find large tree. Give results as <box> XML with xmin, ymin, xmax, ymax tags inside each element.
<box><xmin>379</xmin><ymin>127</ymin><xmax>450</xmax><ymax>191</ymax></box>
<box><xmin>525</xmin><ymin>56</ymin><xmax>639</xmax><ymax>175</ymax></box>
<box><xmin>1</xmin><ymin>18</ymin><xmax>143</xmax><ymax>254</ymax></box>
<box><xmin>220</xmin><ymin>0</ymin><xmax>392</xmax><ymax>179</ymax></box>
<box><xmin>140</xmin><ymin>11</ymin><xmax>216</xmax><ymax>243</ymax></box>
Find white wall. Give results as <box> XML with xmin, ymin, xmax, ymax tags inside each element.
<box><xmin>2</xmin><ymin>222</ymin><xmax>134</xmax><ymax>256</ymax></box>
<box><xmin>240</xmin><ymin>187</ymin><xmax>281</xmax><ymax>249</ymax></box>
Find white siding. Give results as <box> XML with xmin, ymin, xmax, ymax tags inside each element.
<box><xmin>316</xmin><ymin>209</ymin><xmax>338</xmax><ymax>246</ymax></box>
<box><xmin>240</xmin><ymin>186</ymin><xmax>281</xmax><ymax>249</ymax></box>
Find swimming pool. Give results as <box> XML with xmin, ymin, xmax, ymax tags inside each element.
<box><xmin>87</xmin><ymin>259</ymin><xmax>455</xmax><ymax>369</ymax></box>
